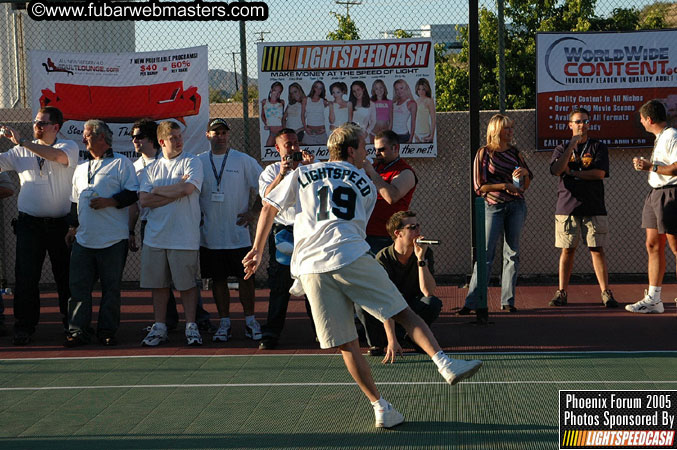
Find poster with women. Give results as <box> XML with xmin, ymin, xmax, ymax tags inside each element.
<box><xmin>257</xmin><ymin>38</ymin><xmax>436</xmax><ymax>161</ymax></box>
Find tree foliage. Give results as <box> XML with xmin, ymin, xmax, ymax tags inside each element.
<box><xmin>435</xmin><ymin>0</ymin><xmax>669</xmax><ymax>111</ymax></box>
<box><xmin>327</xmin><ymin>12</ymin><xmax>360</xmax><ymax>40</ymax></box>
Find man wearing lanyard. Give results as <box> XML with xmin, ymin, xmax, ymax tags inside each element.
<box><xmin>198</xmin><ymin>118</ymin><xmax>263</xmax><ymax>343</ymax></box>
<box><xmin>359</xmin><ymin>129</ymin><xmax>417</xmax><ymax>357</ymax></box>
<box><xmin>0</xmin><ymin>106</ymin><xmax>79</xmax><ymax>346</ymax></box>
<box><xmin>64</xmin><ymin>120</ymin><xmax>139</xmax><ymax>347</ymax></box>
<box><xmin>138</xmin><ymin>121</ymin><xmax>204</xmax><ymax>346</ymax></box>
<box><xmin>628</xmin><ymin>100</ymin><xmax>677</xmax><ymax>313</ymax></box>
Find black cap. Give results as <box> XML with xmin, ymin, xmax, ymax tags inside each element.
<box><xmin>208</xmin><ymin>118</ymin><xmax>230</xmax><ymax>131</ymax></box>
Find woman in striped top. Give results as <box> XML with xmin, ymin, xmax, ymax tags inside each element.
<box><xmin>461</xmin><ymin>114</ymin><xmax>533</xmax><ymax>313</ymax></box>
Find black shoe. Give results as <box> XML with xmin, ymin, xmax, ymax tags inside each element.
<box><xmin>501</xmin><ymin>305</ymin><xmax>517</xmax><ymax>312</ymax></box>
<box><xmin>198</xmin><ymin>320</ymin><xmax>217</xmax><ymax>334</ymax></box>
<box><xmin>98</xmin><ymin>336</ymin><xmax>118</xmax><ymax>346</ymax></box>
<box><xmin>549</xmin><ymin>290</ymin><xmax>568</xmax><ymax>306</ymax></box>
<box><xmin>63</xmin><ymin>334</ymin><xmax>88</xmax><ymax>348</ymax></box>
<box><xmin>367</xmin><ymin>346</ymin><xmax>384</xmax><ymax>357</ymax></box>
<box><xmin>259</xmin><ymin>338</ymin><xmax>278</xmax><ymax>350</ymax></box>
<box><xmin>457</xmin><ymin>307</ymin><xmax>473</xmax><ymax>316</ymax></box>
<box><xmin>13</xmin><ymin>331</ymin><xmax>32</xmax><ymax>346</ymax></box>
<box><xmin>602</xmin><ymin>290</ymin><xmax>619</xmax><ymax>308</ymax></box>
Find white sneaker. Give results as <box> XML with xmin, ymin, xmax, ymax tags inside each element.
<box><xmin>289</xmin><ymin>278</ymin><xmax>305</xmax><ymax>297</ymax></box>
<box><xmin>142</xmin><ymin>323</ymin><xmax>168</xmax><ymax>347</ymax></box>
<box><xmin>439</xmin><ymin>358</ymin><xmax>483</xmax><ymax>385</ymax></box>
<box><xmin>245</xmin><ymin>318</ymin><xmax>262</xmax><ymax>340</ymax></box>
<box><xmin>213</xmin><ymin>319</ymin><xmax>232</xmax><ymax>342</ymax></box>
<box><xmin>625</xmin><ymin>291</ymin><xmax>664</xmax><ymax>314</ymax></box>
<box><xmin>374</xmin><ymin>402</ymin><xmax>405</xmax><ymax>428</ymax></box>
<box><xmin>185</xmin><ymin>322</ymin><xmax>203</xmax><ymax>346</ymax></box>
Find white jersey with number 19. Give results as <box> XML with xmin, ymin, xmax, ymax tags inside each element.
<box><xmin>264</xmin><ymin>160</ymin><xmax>376</xmax><ymax>277</ymax></box>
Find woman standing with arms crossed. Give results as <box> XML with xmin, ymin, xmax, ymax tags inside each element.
<box><xmin>460</xmin><ymin>114</ymin><xmax>532</xmax><ymax>314</ymax></box>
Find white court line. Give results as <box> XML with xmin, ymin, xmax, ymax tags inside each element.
<box><xmin>3</xmin><ymin>350</ymin><xmax>677</xmax><ymax>362</ymax></box>
<box><xmin>4</xmin><ymin>380</ymin><xmax>677</xmax><ymax>392</ymax></box>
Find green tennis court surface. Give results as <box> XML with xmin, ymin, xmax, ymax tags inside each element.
<box><xmin>2</xmin><ymin>352</ymin><xmax>677</xmax><ymax>449</ymax></box>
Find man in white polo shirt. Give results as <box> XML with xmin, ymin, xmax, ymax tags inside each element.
<box><xmin>139</xmin><ymin>121</ymin><xmax>204</xmax><ymax>346</ymax></box>
<box><xmin>0</xmin><ymin>106</ymin><xmax>79</xmax><ymax>345</ymax></box>
<box><xmin>198</xmin><ymin>118</ymin><xmax>263</xmax><ymax>343</ymax></box>
<box><xmin>64</xmin><ymin>120</ymin><xmax>139</xmax><ymax>347</ymax></box>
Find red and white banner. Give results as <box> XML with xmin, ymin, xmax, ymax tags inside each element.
<box><xmin>257</xmin><ymin>38</ymin><xmax>437</xmax><ymax>161</ymax></box>
<box><xmin>29</xmin><ymin>46</ymin><xmax>209</xmax><ymax>158</ymax></box>
<box><xmin>537</xmin><ymin>30</ymin><xmax>677</xmax><ymax>150</ymax></box>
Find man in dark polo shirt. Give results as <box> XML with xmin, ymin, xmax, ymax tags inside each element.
<box><xmin>373</xmin><ymin>210</ymin><xmax>441</xmax><ymax>350</ymax></box>
<box><xmin>549</xmin><ymin>107</ymin><xmax>618</xmax><ymax>308</ymax></box>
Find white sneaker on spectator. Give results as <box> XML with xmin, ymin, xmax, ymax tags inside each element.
<box><xmin>142</xmin><ymin>323</ymin><xmax>168</xmax><ymax>347</ymax></box>
<box><xmin>245</xmin><ymin>317</ymin><xmax>262</xmax><ymax>340</ymax></box>
<box><xmin>374</xmin><ymin>402</ymin><xmax>405</xmax><ymax>428</ymax></box>
<box><xmin>213</xmin><ymin>318</ymin><xmax>232</xmax><ymax>342</ymax></box>
<box><xmin>625</xmin><ymin>291</ymin><xmax>664</xmax><ymax>314</ymax></box>
<box><xmin>289</xmin><ymin>279</ymin><xmax>305</xmax><ymax>297</ymax></box>
<box><xmin>185</xmin><ymin>322</ymin><xmax>203</xmax><ymax>346</ymax></box>
<box><xmin>439</xmin><ymin>358</ymin><xmax>483</xmax><ymax>385</ymax></box>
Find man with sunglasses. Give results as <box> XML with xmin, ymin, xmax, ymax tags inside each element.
<box><xmin>359</xmin><ymin>129</ymin><xmax>417</xmax><ymax>356</ymax></box>
<box><xmin>372</xmin><ymin>210</ymin><xmax>442</xmax><ymax>351</ymax></box>
<box><xmin>0</xmin><ymin>107</ymin><xmax>79</xmax><ymax>345</ymax></box>
<box><xmin>549</xmin><ymin>107</ymin><xmax>618</xmax><ymax>308</ymax></box>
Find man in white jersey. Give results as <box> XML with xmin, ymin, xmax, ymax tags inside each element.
<box><xmin>64</xmin><ymin>120</ymin><xmax>139</xmax><ymax>347</ymax></box>
<box><xmin>139</xmin><ymin>121</ymin><xmax>204</xmax><ymax>346</ymax></box>
<box><xmin>198</xmin><ymin>118</ymin><xmax>263</xmax><ymax>343</ymax></box>
<box><xmin>0</xmin><ymin>106</ymin><xmax>79</xmax><ymax>345</ymax></box>
<box><xmin>627</xmin><ymin>99</ymin><xmax>677</xmax><ymax>313</ymax></box>
<box><xmin>243</xmin><ymin>123</ymin><xmax>482</xmax><ymax>428</ymax></box>
<box><xmin>258</xmin><ymin>128</ymin><xmax>315</xmax><ymax>350</ymax></box>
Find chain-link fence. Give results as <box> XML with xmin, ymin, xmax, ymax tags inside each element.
<box><xmin>0</xmin><ymin>0</ymin><xmax>676</xmax><ymax>288</ymax></box>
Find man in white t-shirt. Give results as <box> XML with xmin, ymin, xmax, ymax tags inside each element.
<box><xmin>64</xmin><ymin>120</ymin><xmax>139</xmax><ymax>347</ymax></box>
<box><xmin>0</xmin><ymin>106</ymin><xmax>79</xmax><ymax>346</ymax></box>
<box><xmin>198</xmin><ymin>118</ymin><xmax>263</xmax><ymax>343</ymax></box>
<box><xmin>243</xmin><ymin>123</ymin><xmax>482</xmax><ymax>429</ymax></box>
<box><xmin>139</xmin><ymin>121</ymin><xmax>204</xmax><ymax>346</ymax></box>
<box><xmin>257</xmin><ymin>128</ymin><xmax>315</xmax><ymax>350</ymax></box>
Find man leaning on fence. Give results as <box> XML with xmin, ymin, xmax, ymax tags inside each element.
<box><xmin>548</xmin><ymin>107</ymin><xmax>618</xmax><ymax>309</ymax></box>
<box><xmin>64</xmin><ymin>120</ymin><xmax>139</xmax><ymax>347</ymax></box>
<box><xmin>627</xmin><ymin>99</ymin><xmax>677</xmax><ymax>314</ymax></box>
<box><xmin>0</xmin><ymin>107</ymin><xmax>79</xmax><ymax>346</ymax></box>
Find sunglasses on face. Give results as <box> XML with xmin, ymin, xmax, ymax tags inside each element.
<box><xmin>401</xmin><ymin>223</ymin><xmax>420</xmax><ymax>231</ymax></box>
<box><xmin>131</xmin><ymin>133</ymin><xmax>146</xmax><ymax>141</ymax></box>
<box><xmin>33</xmin><ymin>120</ymin><xmax>53</xmax><ymax>127</ymax></box>
<box><xmin>570</xmin><ymin>119</ymin><xmax>590</xmax><ymax>125</ymax></box>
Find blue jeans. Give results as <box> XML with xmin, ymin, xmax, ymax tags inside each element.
<box><xmin>465</xmin><ymin>199</ymin><xmax>527</xmax><ymax>308</ymax></box>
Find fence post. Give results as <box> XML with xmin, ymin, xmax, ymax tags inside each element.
<box><xmin>239</xmin><ymin>0</ymin><xmax>249</xmax><ymax>152</ymax></box>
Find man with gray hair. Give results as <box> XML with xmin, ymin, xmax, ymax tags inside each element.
<box><xmin>64</xmin><ymin>120</ymin><xmax>139</xmax><ymax>347</ymax></box>
<box><xmin>243</xmin><ymin>123</ymin><xmax>482</xmax><ymax>429</ymax></box>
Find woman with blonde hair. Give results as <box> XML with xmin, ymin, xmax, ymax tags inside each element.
<box><xmin>392</xmin><ymin>79</ymin><xmax>417</xmax><ymax>144</ymax></box>
<box><xmin>413</xmin><ymin>78</ymin><xmax>435</xmax><ymax>143</ymax></box>
<box><xmin>460</xmin><ymin>114</ymin><xmax>532</xmax><ymax>314</ymax></box>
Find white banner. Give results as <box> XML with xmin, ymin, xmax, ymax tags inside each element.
<box><xmin>257</xmin><ymin>38</ymin><xmax>437</xmax><ymax>161</ymax></box>
<box><xmin>536</xmin><ymin>30</ymin><xmax>677</xmax><ymax>150</ymax></box>
<box><xmin>29</xmin><ymin>46</ymin><xmax>209</xmax><ymax>158</ymax></box>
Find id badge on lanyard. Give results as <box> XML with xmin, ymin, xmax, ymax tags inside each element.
<box><xmin>210</xmin><ymin>151</ymin><xmax>227</xmax><ymax>202</ymax></box>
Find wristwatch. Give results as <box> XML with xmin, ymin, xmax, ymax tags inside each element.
<box><xmin>19</xmin><ymin>138</ymin><xmax>26</xmax><ymax>145</ymax></box>
<box><xmin>418</xmin><ymin>260</ymin><xmax>427</xmax><ymax>267</ymax></box>
<box><xmin>652</xmin><ymin>164</ymin><xmax>659</xmax><ymax>173</ymax></box>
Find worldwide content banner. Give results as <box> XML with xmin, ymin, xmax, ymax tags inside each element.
<box><xmin>29</xmin><ymin>46</ymin><xmax>209</xmax><ymax>158</ymax></box>
<box><xmin>536</xmin><ymin>30</ymin><xmax>677</xmax><ymax>150</ymax></box>
<box><xmin>257</xmin><ymin>38</ymin><xmax>437</xmax><ymax>161</ymax></box>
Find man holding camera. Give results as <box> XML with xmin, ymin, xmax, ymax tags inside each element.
<box><xmin>257</xmin><ymin>128</ymin><xmax>314</xmax><ymax>350</ymax></box>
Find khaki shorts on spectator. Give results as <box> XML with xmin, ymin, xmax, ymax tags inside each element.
<box><xmin>300</xmin><ymin>254</ymin><xmax>408</xmax><ymax>349</ymax></box>
<box><xmin>200</xmin><ymin>246</ymin><xmax>250</xmax><ymax>281</ymax></box>
<box><xmin>641</xmin><ymin>186</ymin><xmax>677</xmax><ymax>235</ymax></box>
<box><xmin>140</xmin><ymin>246</ymin><xmax>199</xmax><ymax>291</ymax></box>
<box><xmin>555</xmin><ymin>215</ymin><xmax>608</xmax><ymax>248</ymax></box>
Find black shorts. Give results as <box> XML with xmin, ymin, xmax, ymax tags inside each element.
<box><xmin>200</xmin><ymin>246</ymin><xmax>251</xmax><ymax>281</ymax></box>
<box><xmin>641</xmin><ymin>185</ymin><xmax>677</xmax><ymax>235</ymax></box>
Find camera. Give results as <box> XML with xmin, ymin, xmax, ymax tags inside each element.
<box><xmin>292</xmin><ymin>151</ymin><xmax>303</xmax><ymax>162</ymax></box>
